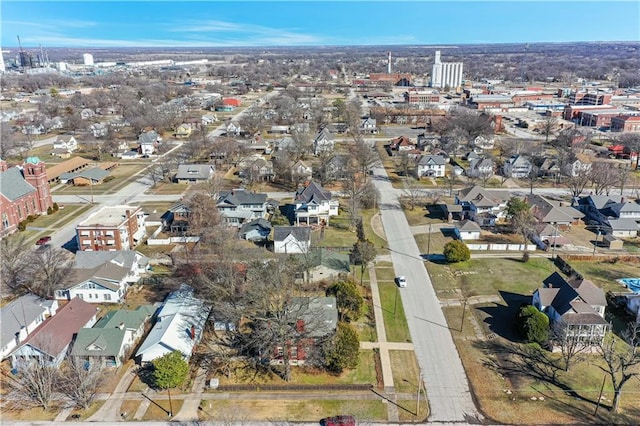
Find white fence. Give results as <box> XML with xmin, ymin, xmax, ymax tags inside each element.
<box><xmin>466</xmin><ymin>243</ymin><xmax>537</xmax><ymax>252</ymax></box>
<box><xmin>147</xmin><ymin>236</ymin><xmax>200</xmax><ymax>245</ymax></box>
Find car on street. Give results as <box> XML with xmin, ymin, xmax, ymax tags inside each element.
<box><xmin>396</xmin><ymin>276</ymin><xmax>407</xmax><ymax>288</ymax></box>
<box><xmin>36</xmin><ymin>236</ymin><xmax>51</xmax><ymax>245</ymax></box>
<box><xmin>320</xmin><ymin>415</ymin><xmax>356</xmax><ymax>426</ymax></box>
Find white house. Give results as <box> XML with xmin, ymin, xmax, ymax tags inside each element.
<box><xmin>455</xmin><ymin>220</ymin><xmax>481</xmax><ymax>240</ymax></box>
<box><xmin>467</xmin><ymin>158</ymin><xmax>494</xmax><ymax>179</ymax></box>
<box><xmin>532</xmin><ymin>272</ymin><xmax>609</xmax><ymax>345</ymax></box>
<box><xmin>55</xmin><ymin>251</ymin><xmax>149</xmax><ymax>304</ymax></box>
<box><xmin>313</xmin><ymin>128</ymin><xmax>335</xmax><ymax>155</ymax></box>
<box><xmin>135</xmin><ymin>285</ymin><xmax>211</xmax><ymax>363</ymax></box>
<box><xmin>472</xmin><ymin>135</ymin><xmax>495</xmax><ymax>152</ymax></box>
<box><xmin>53</xmin><ymin>135</ymin><xmax>78</xmax><ymax>152</ymax></box>
<box><xmin>89</xmin><ymin>123</ymin><xmax>108</xmax><ymax>138</ymax></box>
<box><xmin>502</xmin><ymin>155</ymin><xmax>533</xmax><ymax>178</ymax></box>
<box><xmin>416</xmin><ymin>155</ymin><xmax>446</xmax><ymax>178</ymax></box>
<box><xmin>455</xmin><ymin>185</ymin><xmax>510</xmax><ymax>226</ymax></box>
<box><xmin>1</xmin><ymin>294</ymin><xmax>59</xmax><ymax>360</ymax></box>
<box><xmin>137</xmin><ymin>131</ymin><xmax>161</xmax><ymax>156</ymax></box>
<box><xmin>360</xmin><ymin>117</ymin><xmax>378</xmax><ymax>134</ymax></box>
<box><xmin>291</xmin><ymin>160</ymin><xmax>313</xmax><ymax>181</ymax></box>
<box><xmin>273</xmin><ymin>226</ymin><xmax>312</xmax><ymax>254</ymax></box>
<box><xmin>226</xmin><ymin>122</ymin><xmax>242</xmax><ymax>136</ymax></box>
<box><xmin>294</xmin><ymin>181</ymin><xmax>339</xmax><ymax>226</ymax></box>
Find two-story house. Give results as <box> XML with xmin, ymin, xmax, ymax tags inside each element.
<box><xmin>174</xmin><ymin>164</ymin><xmax>215</xmax><ymax>184</ymax></box>
<box><xmin>360</xmin><ymin>117</ymin><xmax>378</xmax><ymax>134</ymax></box>
<box><xmin>55</xmin><ymin>250</ymin><xmax>149</xmax><ymax>304</ymax></box>
<box><xmin>532</xmin><ymin>272</ymin><xmax>609</xmax><ymax>345</ymax></box>
<box><xmin>313</xmin><ymin>128</ymin><xmax>335</xmax><ymax>155</ymax></box>
<box><xmin>137</xmin><ymin>130</ymin><xmax>161</xmax><ymax>156</ymax></box>
<box><xmin>53</xmin><ymin>135</ymin><xmax>78</xmax><ymax>153</ymax></box>
<box><xmin>416</xmin><ymin>154</ymin><xmax>446</xmax><ymax>178</ymax></box>
<box><xmin>502</xmin><ymin>155</ymin><xmax>533</xmax><ymax>178</ymax></box>
<box><xmin>217</xmin><ymin>189</ymin><xmax>269</xmax><ymax>228</ymax></box>
<box><xmin>455</xmin><ymin>185</ymin><xmax>510</xmax><ymax>226</ymax></box>
<box><xmin>467</xmin><ymin>157</ymin><xmax>494</xmax><ymax>179</ymax></box>
<box><xmin>294</xmin><ymin>181</ymin><xmax>339</xmax><ymax>226</ymax></box>
<box><xmin>1</xmin><ymin>294</ymin><xmax>59</xmax><ymax>360</ymax></box>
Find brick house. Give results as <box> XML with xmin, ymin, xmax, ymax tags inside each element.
<box><xmin>76</xmin><ymin>205</ymin><xmax>146</xmax><ymax>251</ymax></box>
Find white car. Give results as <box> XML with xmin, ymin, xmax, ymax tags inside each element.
<box><xmin>397</xmin><ymin>276</ymin><xmax>407</xmax><ymax>288</ymax></box>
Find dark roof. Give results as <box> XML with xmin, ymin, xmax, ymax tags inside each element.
<box><xmin>239</xmin><ymin>218</ymin><xmax>272</xmax><ymax>235</ymax></box>
<box><xmin>418</xmin><ymin>155</ymin><xmax>446</xmax><ymax>166</ymax></box>
<box><xmin>540</xmin><ymin>272</ymin><xmax>606</xmax><ymax>318</ymax></box>
<box><xmin>273</xmin><ymin>226</ymin><xmax>311</xmax><ymax>242</ymax></box>
<box><xmin>0</xmin><ymin>167</ymin><xmax>35</xmax><ymax>201</ymax></box>
<box><xmin>217</xmin><ymin>189</ymin><xmax>267</xmax><ymax>207</ymax></box>
<box><xmin>289</xmin><ymin>296</ymin><xmax>338</xmax><ymax>337</ymax></box>
<box><xmin>295</xmin><ymin>181</ymin><xmax>332</xmax><ymax>204</ymax></box>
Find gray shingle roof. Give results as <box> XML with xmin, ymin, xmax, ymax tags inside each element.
<box><xmin>289</xmin><ymin>296</ymin><xmax>338</xmax><ymax>337</ymax></box>
<box><xmin>217</xmin><ymin>189</ymin><xmax>267</xmax><ymax>207</ymax></box>
<box><xmin>295</xmin><ymin>181</ymin><xmax>332</xmax><ymax>204</ymax></box>
<box><xmin>0</xmin><ymin>167</ymin><xmax>35</xmax><ymax>201</ymax></box>
<box><xmin>0</xmin><ymin>294</ymin><xmax>54</xmax><ymax>351</ymax></box>
<box><xmin>273</xmin><ymin>226</ymin><xmax>311</xmax><ymax>243</ymax></box>
<box><xmin>175</xmin><ymin>164</ymin><xmax>214</xmax><ymax>181</ymax></box>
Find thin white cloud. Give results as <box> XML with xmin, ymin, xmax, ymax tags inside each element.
<box><xmin>4</xmin><ymin>19</ymin><xmax>97</xmax><ymax>29</ymax></box>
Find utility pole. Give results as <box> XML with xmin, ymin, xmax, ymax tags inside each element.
<box><xmin>592</xmin><ymin>228</ymin><xmax>600</xmax><ymax>256</ymax></box>
<box><xmin>426</xmin><ymin>223</ymin><xmax>432</xmax><ymax>258</ymax></box>
<box><xmin>416</xmin><ymin>372</ymin><xmax>423</xmax><ymax>418</ymax></box>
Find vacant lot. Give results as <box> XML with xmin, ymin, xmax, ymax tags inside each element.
<box><xmin>566</xmin><ymin>258</ymin><xmax>640</xmax><ymax>294</ymax></box>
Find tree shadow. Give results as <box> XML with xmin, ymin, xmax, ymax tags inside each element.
<box><xmin>476</xmin><ymin>291</ymin><xmax>531</xmax><ymax>342</ymax></box>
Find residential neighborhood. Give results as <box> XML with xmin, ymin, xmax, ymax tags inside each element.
<box><xmin>1</xmin><ymin>28</ymin><xmax>640</xmax><ymax>426</ymax></box>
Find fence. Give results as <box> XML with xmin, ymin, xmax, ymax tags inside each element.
<box><xmin>147</xmin><ymin>236</ymin><xmax>200</xmax><ymax>245</ymax></box>
<box><xmin>466</xmin><ymin>243</ymin><xmax>537</xmax><ymax>252</ymax></box>
<box><xmin>214</xmin><ymin>383</ymin><xmax>374</xmax><ymax>392</ymax></box>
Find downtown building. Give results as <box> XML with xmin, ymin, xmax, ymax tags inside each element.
<box><xmin>430</xmin><ymin>50</ymin><xmax>464</xmax><ymax>90</ymax></box>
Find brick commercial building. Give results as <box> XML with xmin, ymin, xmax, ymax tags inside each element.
<box><xmin>76</xmin><ymin>205</ymin><xmax>146</xmax><ymax>251</ymax></box>
<box><xmin>611</xmin><ymin>115</ymin><xmax>640</xmax><ymax>133</ymax></box>
<box><xmin>0</xmin><ymin>157</ymin><xmax>53</xmax><ymax>237</ymax></box>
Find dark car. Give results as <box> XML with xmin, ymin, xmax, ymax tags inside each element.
<box><xmin>320</xmin><ymin>416</ymin><xmax>356</xmax><ymax>426</ymax></box>
<box><xmin>36</xmin><ymin>236</ymin><xmax>52</xmax><ymax>245</ymax></box>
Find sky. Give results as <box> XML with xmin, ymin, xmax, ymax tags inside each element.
<box><xmin>1</xmin><ymin>1</ymin><xmax>639</xmax><ymax>48</ymax></box>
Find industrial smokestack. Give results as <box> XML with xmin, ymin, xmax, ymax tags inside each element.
<box><xmin>387</xmin><ymin>52</ymin><xmax>392</xmax><ymax>74</ymax></box>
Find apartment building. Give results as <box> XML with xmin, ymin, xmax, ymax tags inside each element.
<box><xmin>76</xmin><ymin>205</ymin><xmax>146</xmax><ymax>251</ymax></box>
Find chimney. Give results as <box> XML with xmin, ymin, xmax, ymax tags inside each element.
<box><xmin>117</xmin><ymin>322</ymin><xmax>125</xmax><ymax>330</ymax></box>
<box><xmin>190</xmin><ymin>324</ymin><xmax>196</xmax><ymax>340</ymax></box>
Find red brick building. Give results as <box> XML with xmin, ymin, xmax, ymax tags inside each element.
<box><xmin>611</xmin><ymin>115</ymin><xmax>640</xmax><ymax>133</ymax></box>
<box><xmin>404</xmin><ymin>90</ymin><xmax>441</xmax><ymax>105</ymax></box>
<box><xmin>562</xmin><ymin>104</ymin><xmax>616</xmax><ymax>121</ymax></box>
<box><xmin>0</xmin><ymin>157</ymin><xmax>53</xmax><ymax>237</ymax></box>
<box><xmin>76</xmin><ymin>205</ymin><xmax>146</xmax><ymax>251</ymax></box>
<box><xmin>222</xmin><ymin>97</ymin><xmax>242</xmax><ymax>107</ymax></box>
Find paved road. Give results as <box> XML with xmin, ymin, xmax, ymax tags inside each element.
<box><xmin>372</xmin><ymin>166</ymin><xmax>481</xmax><ymax>423</ymax></box>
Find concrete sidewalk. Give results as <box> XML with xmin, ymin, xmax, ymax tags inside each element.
<box><xmin>86</xmin><ymin>364</ymin><xmax>138</xmax><ymax>422</ymax></box>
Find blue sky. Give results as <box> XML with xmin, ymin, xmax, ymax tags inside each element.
<box><xmin>2</xmin><ymin>1</ymin><xmax>639</xmax><ymax>48</ymax></box>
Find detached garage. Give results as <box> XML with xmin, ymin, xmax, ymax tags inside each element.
<box><xmin>455</xmin><ymin>220</ymin><xmax>481</xmax><ymax>240</ymax></box>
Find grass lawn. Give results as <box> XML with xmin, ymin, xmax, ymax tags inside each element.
<box><xmin>396</xmin><ymin>399</ymin><xmax>429</xmax><ymax>422</ymax></box>
<box><xmin>141</xmin><ymin>398</ymin><xmax>183</xmax><ymax>420</ymax></box>
<box><xmin>52</xmin><ymin>164</ymin><xmax>142</xmax><ymax>195</ymax></box>
<box><xmin>0</xmin><ymin>406</ymin><xmax>60</xmax><ymax>421</ymax></box>
<box><xmin>425</xmin><ymin>257</ymin><xmax>557</xmax><ymax>299</ymax></box>
<box><xmin>148</xmin><ymin>183</ymin><xmax>189</xmax><ymax>195</ymax></box>
<box><xmin>201</xmin><ymin>399</ymin><xmax>388</xmax><ymax>421</ymax></box>
<box><xmin>389</xmin><ymin>350</ymin><xmax>420</xmax><ymax>394</ymax></box>
<box><xmin>567</xmin><ymin>259</ymin><xmax>640</xmax><ymax>293</ymax></box>
<box><xmin>68</xmin><ymin>400</ymin><xmax>105</xmax><ymax>421</ymax></box>
<box><xmin>414</xmin><ymin>228</ymin><xmax>456</xmax><ymax>257</ymax></box>
<box><xmin>361</xmin><ymin>209</ymin><xmax>388</xmax><ymax>251</ymax></box>
<box><xmin>119</xmin><ymin>399</ymin><xmax>141</xmax><ymax>421</ymax></box>
<box><xmin>378</xmin><ymin>282</ymin><xmax>412</xmax><ymax>343</ymax></box>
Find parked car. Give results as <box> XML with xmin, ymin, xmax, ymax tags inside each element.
<box><xmin>396</xmin><ymin>276</ymin><xmax>407</xmax><ymax>288</ymax></box>
<box><xmin>320</xmin><ymin>415</ymin><xmax>356</xmax><ymax>426</ymax></box>
<box><xmin>36</xmin><ymin>236</ymin><xmax>51</xmax><ymax>245</ymax></box>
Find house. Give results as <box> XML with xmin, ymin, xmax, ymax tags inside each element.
<box><xmin>467</xmin><ymin>158</ymin><xmax>494</xmax><ymax>179</ymax></box>
<box><xmin>606</xmin><ymin>218</ymin><xmax>638</xmax><ymax>238</ymax></box>
<box><xmin>71</xmin><ymin>305</ymin><xmax>155</xmax><ymax>368</ymax></box>
<box><xmin>217</xmin><ymin>189</ymin><xmax>269</xmax><ymax>228</ymax></box>
<box><xmin>625</xmin><ymin>294</ymin><xmax>640</xmax><ymax>324</ymax></box>
<box><xmin>239</xmin><ymin>218</ymin><xmax>272</xmax><ymax>242</ymax></box>
<box><xmin>502</xmin><ymin>155</ymin><xmax>533</xmax><ymax>178</ymax></box>
<box><xmin>539</xmin><ymin>157</ymin><xmax>561</xmax><ymax>179</ymax></box>
<box><xmin>0</xmin><ymin>157</ymin><xmax>54</xmax><ymax>237</ymax></box>
<box><xmin>55</xmin><ymin>250</ymin><xmax>149</xmax><ymax>304</ymax></box>
<box><xmin>577</xmin><ymin>195</ymin><xmax>640</xmax><ymax>230</ymax></box>
<box><xmin>294</xmin><ymin>181</ymin><xmax>339</xmax><ymax>226</ymax></box>
<box><xmin>532</xmin><ymin>272</ymin><xmax>609</xmax><ymax>345</ymax></box>
<box><xmin>76</xmin><ymin>205</ymin><xmax>146</xmax><ymax>251</ymax></box>
<box><xmin>10</xmin><ymin>297</ymin><xmax>98</xmax><ymax>368</ymax></box>
<box><xmin>175</xmin><ymin>124</ymin><xmax>192</xmax><ymax>138</ymax></box>
<box><xmin>304</xmin><ymin>249</ymin><xmax>350</xmax><ymax>283</ymax></box>
<box><xmin>564</xmin><ymin>156</ymin><xmax>592</xmax><ymax>177</ymax></box>
<box><xmin>53</xmin><ymin>135</ymin><xmax>78</xmax><ymax>152</ymax></box>
<box><xmin>274</xmin><ymin>226</ymin><xmax>312</xmax><ymax>254</ymax></box>
<box><xmin>174</xmin><ymin>164</ymin><xmax>215</xmax><ymax>184</ymax></box>
<box><xmin>525</xmin><ymin>194</ymin><xmax>584</xmax><ymax>229</ymax></box>
<box><xmin>226</xmin><ymin>122</ymin><xmax>242</xmax><ymax>136</ymax></box>
<box><xmin>416</xmin><ymin>155</ymin><xmax>446</xmax><ymax>178</ymax></box>
<box><xmin>534</xmin><ymin>223</ymin><xmax>571</xmax><ymax>249</ymax></box>
<box><xmin>291</xmin><ymin>160</ymin><xmax>313</xmax><ymax>182</ymax></box>
<box><xmin>161</xmin><ymin>202</ymin><xmax>191</xmax><ymax>233</ymax></box>
<box><xmin>471</xmin><ymin>135</ymin><xmax>495</xmax><ymax>152</ymax></box>
<box><xmin>455</xmin><ymin>220</ymin><xmax>481</xmax><ymax>240</ymax></box>
<box><xmin>272</xmin><ymin>297</ymin><xmax>338</xmax><ymax>365</ymax></box>
<box><xmin>137</xmin><ymin>130</ymin><xmax>161</xmax><ymax>156</ymax></box>
<box><xmin>89</xmin><ymin>123</ymin><xmax>108</xmax><ymax>138</ymax></box>
<box><xmin>313</xmin><ymin>128</ymin><xmax>335</xmax><ymax>155</ymax></box>
<box><xmin>1</xmin><ymin>294</ymin><xmax>59</xmax><ymax>360</ymax></box>
<box><xmin>201</xmin><ymin>114</ymin><xmax>217</xmax><ymax>125</ymax></box>
<box><xmin>388</xmin><ymin>135</ymin><xmax>415</xmax><ymax>152</ymax></box>
<box><xmin>60</xmin><ymin>167</ymin><xmax>110</xmax><ymax>186</ymax></box>
<box><xmin>238</xmin><ymin>156</ymin><xmax>275</xmax><ymax>182</ymax></box>
<box><xmin>360</xmin><ymin>117</ymin><xmax>378</xmax><ymax>134</ymax></box>
<box><xmin>135</xmin><ymin>285</ymin><xmax>211</xmax><ymax>363</ymax></box>
<box><xmin>602</xmin><ymin>234</ymin><xmax>624</xmax><ymax>250</ymax></box>
<box><xmin>80</xmin><ymin>108</ymin><xmax>96</xmax><ymax>120</ymax></box>
<box><xmin>455</xmin><ymin>185</ymin><xmax>510</xmax><ymax>226</ymax></box>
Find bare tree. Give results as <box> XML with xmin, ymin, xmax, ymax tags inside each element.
<box><xmin>590</xmin><ymin>161</ymin><xmax>620</xmax><ymax>196</ymax></box>
<box><xmin>550</xmin><ymin>320</ymin><xmax>590</xmax><ymax>372</ymax></box>
<box><xmin>4</xmin><ymin>357</ymin><xmax>60</xmax><ymax>410</ymax></box>
<box><xmin>395</xmin><ymin>150</ymin><xmax>415</xmax><ymax>178</ymax></box>
<box><xmin>349</xmin><ymin>137</ymin><xmax>380</xmax><ymax>181</ymax></box>
<box><xmin>0</xmin><ymin>234</ymin><xmax>35</xmax><ymax>297</ymax></box>
<box><xmin>30</xmin><ymin>248</ymin><xmax>73</xmax><ymax>299</ymax></box>
<box><xmin>596</xmin><ymin>323</ymin><xmax>640</xmax><ymax>412</ymax></box>
<box><xmin>540</xmin><ymin>114</ymin><xmax>558</xmax><ymax>143</ymax></box>
<box><xmin>565</xmin><ymin>167</ymin><xmax>592</xmax><ymax>198</ymax></box>
<box><xmin>59</xmin><ymin>357</ymin><xmax>106</xmax><ymax>409</ymax></box>
<box><xmin>403</xmin><ymin>177</ymin><xmax>423</xmax><ymax>210</ymax></box>
<box><xmin>238</xmin><ymin>107</ymin><xmax>266</xmax><ymax>137</ymax></box>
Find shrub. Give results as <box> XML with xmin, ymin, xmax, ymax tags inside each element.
<box><xmin>326</xmin><ymin>280</ymin><xmax>364</xmax><ymax>322</ymax></box>
<box><xmin>324</xmin><ymin>323</ymin><xmax>360</xmax><ymax>374</ymax></box>
<box><xmin>17</xmin><ymin>221</ymin><xmax>27</xmax><ymax>231</ymax></box>
<box><xmin>53</xmin><ymin>203</ymin><xmax>59</xmax><ymax>211</ymax></box>
<box><xmin>103</xmin><ymin>176</ymin><xmax>115</xmax><ymax>183</ymax></box>
<box><xmin>47</xmin><ymin>206</ymin><xmax>53</xmax><ymax>215</ymax></box>
<box><xmin>26</xmin><ymin>215</ymin><xmax>37</xmax><ymax>223</ymax></box>
<box><xmin>517</xmin><ymin>305</ymin><xmax>549</xmax><ymax>345</ymax></box>
<box><xmin>443</xmin><ymin>240</ymin><xmax>471</xmax><ymax>263</ymax></box>
<box><xmin>521</xmin><ymin>251</ymin><xmax>530</xmax><ymax>263</ymax></box>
